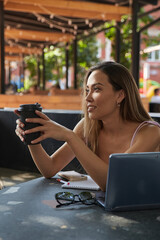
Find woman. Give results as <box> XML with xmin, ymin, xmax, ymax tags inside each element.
<box><xmin>15</xmin><ymin>61</ymin><xmax>160</xmax><ymax>191</ymax></box>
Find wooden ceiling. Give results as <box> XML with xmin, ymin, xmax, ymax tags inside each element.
<box><xmin>3</xmin><ymin>0</ymin><xmax>132</xmax><ymax>58</ymax></box>
<box><xmin>3</xmin><ymin>0</ymin><xmax>158</xmax><ymax>60</ymax></box>
<box><xmin>5</xmin><ymin>0</ymin><xmax>131</xmax><ymax>21</ymax></box>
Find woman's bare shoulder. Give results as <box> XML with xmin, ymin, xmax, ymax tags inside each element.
<box><xmin>135</xmin><ymin>124</ymin><xmax>160</xmax><ymax>150</ymax></box>
<box><xmin>126</xmin><ymin>122</ymin><xmax>160</xmax><ymax>153</ymax></box>
<box><xmin>144</xmin><ymin>123</ymin><xmax>160</xmax><ymax>134</ymax></box>
<box><xmin>138</xmin><ymin>123</ymin><xmax>160</xmax><ymax>139</ymax></box>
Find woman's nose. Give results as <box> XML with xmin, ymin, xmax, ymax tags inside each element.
<box><xmin>85</xmin><ymin>91</ymin><xmax>93</xmax><ymax>102</ymax></box>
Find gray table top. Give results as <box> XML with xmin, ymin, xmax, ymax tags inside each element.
<box><xmin>0</xmin><ymin>177</ymin><xmax>160</xmax><ymax>240</ymax></box>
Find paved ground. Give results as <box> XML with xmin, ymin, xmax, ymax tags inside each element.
<box><xmin>0</xmin><ymin>167</ymin><xmax>42</xmax><ymax>189</ymax></box>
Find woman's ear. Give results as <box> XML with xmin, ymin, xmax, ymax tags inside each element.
<box><xmin>117</xmin><ymin>89</ymin><xmax>125</xmax><ymax>103</ymax></box>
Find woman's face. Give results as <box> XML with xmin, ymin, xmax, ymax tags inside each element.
<box><xmin>85</xmin><ymin>70</ymin><xmax>124</xmax><ymax>121</ymax></box>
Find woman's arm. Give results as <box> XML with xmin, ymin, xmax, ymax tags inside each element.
<box><xmin>65</xmin><ymin>129</ymin><xmax>108</xmax><ymax>191</ymax></box>
<box><xmin>15</xmin><ymin>110</ymin><xmax>77</xmax><ymax>178</ymax></box>
<box><xmin>16</xmin><ymin>110</ymin><xmax>108</xmax><ymax>191</ymax></box>
<box><xmin>27</xmin><ymin>143</ymin><xmax>75</xmax><ymax>178</ymax></box>
<box><xmin>126</xmin><ymin>124</ymin><xmax>160</xmax><ymax>153</ymax></box>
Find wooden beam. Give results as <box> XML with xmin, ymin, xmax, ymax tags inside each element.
<box><xmin>5</xmin><ymin>13</ymin><xmax>49</xmax><ymax>28</ymax></box>
<box><xmin>5</xmin><ymin>2</ymin><xmax>122</xmax><ymax>21</ymax></box>
<box><xmin>5</xmin><ymin>45</ymin><xmax>42</xmax><ymax>54</ymax></box>
<box><xmin>5</xmin><ymin>55</ymin><xmax>23</xmax><ymax>61</ymax></box>
<box><xmin>5</xmin><ymin>28</ymin><xmax>74</xmax><ymax>42</ymax></box>
<box><xmin>5</xmin><ymin>0</ymin><xmax>131</xmax><ymax>15</ymax></box>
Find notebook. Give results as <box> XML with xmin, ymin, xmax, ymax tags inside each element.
<box><xmin>96</xmin><ymin>152</ymin><xmax>160</xmax><ymax>212</ymax></box>
<box><xmin>58</xmin><ymin>170</ymin><xmax>87</xmax><ymax>181</ymax></box>
<box><xmin>61</xmin><ymin>175</ymin><xmax>100</xmax><ymax>190</ymax></box>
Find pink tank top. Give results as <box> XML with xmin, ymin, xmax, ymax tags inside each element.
<box><xmin>130</xmin><ymin>121</ymin><xmax>160</xmax><ymax>147</ymax></box>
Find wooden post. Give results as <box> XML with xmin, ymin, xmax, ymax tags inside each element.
<box><xmin>0</xmin><ymin>0</ymin><xmax>5</xmax><ymax>93</ymax></box>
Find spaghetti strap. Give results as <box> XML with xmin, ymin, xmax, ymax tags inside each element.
<box><xmin>130</xmin><ymin>121</ymin><xmax>160</xmax><ymax>147</ymax></box>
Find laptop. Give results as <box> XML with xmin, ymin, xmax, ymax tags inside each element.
<box><xmin>96</xmin><ymin>152</ymin><xmax>160</xmax><ymax>211</ymax></box>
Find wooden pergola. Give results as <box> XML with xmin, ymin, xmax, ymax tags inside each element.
<box><xmin>0</xmin><ymin>0</ymin><xmax>158</xmax><ymax>93</ymax></box>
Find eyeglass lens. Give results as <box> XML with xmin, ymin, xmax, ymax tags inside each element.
<box><xmin>55</xmin><ymin>192</ymin><xmax>74</xmax><ymax>204</ymax></box>
<box><xmin>55</xmin><ymin>191</ymin><xmax>95</xmax><ymax>206</ymax></box>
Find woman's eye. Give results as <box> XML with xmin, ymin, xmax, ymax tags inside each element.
<box><xmin>85</xmin><ymin>89</ymin><xmax>89</xmax><ymax>94</ymax></box>
<box><xmin>85</xmin><ymin>87</ymin><xmax>101</xmax><ymax>95</ymax></box>
<box><xmin>94</xmin><ymin>87</ymin><xmax>101</xmax><ymax>92</ymax></box>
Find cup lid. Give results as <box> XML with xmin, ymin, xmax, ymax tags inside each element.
<box><xmin>18</xmin><ymin>103</ymin><xmax>42</xmax><ymax>111</ymax></box>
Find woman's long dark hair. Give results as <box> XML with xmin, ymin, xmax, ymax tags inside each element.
<box><xmin>82</xmin><ymin>61</ymin><xmax>152</xmax><ymax>153</ymax></box>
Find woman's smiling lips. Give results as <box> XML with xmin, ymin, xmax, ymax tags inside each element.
<box><xmin>87</xmin><ymin>105</ymin><xmax>96</xmax><ymax>112</ymax></box>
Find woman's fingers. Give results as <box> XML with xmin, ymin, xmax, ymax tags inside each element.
<box><xmin>35</xmin><ymin>110</ymin><xmax>50</xmax><ymax>120</ymax></box>
<box><xmin>25</xmin><ymin>126</ymin><xmax>43</xmax><ymax>134</ymax></box>
<box><xmin>16</xmin><ymin>119</ymin><xmax>24</xmax><ymax>128</ymax></box>
<box><xmin>15</xmin><ymin>110</ymin><xmax>67</xmax><ymax>143</ymax></box>
<box><xmin>30</xmin><ymin>135</ymin><xmax>46</xmax><ymax>144</ymax></box>
<box><xmin>25</xmin><ymin>118</ymin><xmax>46</xmax><ymax>126</ymax></box>
<box><xmin>25</xmin><ymin>111</ymin><xmax>49</xmax><ymax>124</ymax></box>
<box><xmin>15</xmin><ymin>110</ymin><xmax>51</xmax><ymax>144</ymax></box>
<box><xmin>14</xmin><ymin>109</ymin><xmax>20</xmax><ymax>117</ymax></box>
<box><xmin>16</xmin><ymin>124</ymin><xmax>25</xmax><ymax>135</ymax></box>
<box><xmin>15</xmin><ymin>128</ymin><xmax>25</xmax><ymax>142</ymax></box>
<box><xmin>15</xmin><ymin>109</ymin><xmax>49</xmax><ymax>124</ymax></box>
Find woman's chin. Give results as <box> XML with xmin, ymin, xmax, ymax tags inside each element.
<box><xmin>88</xmin><ymin>113</ymin><xmax>97</xmax><ymax>120</ymax></box>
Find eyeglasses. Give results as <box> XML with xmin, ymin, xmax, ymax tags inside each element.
<box><xmin>55</xmin><ymin>191</ymin><xmax>97</xmax><ymax>208</ymax></box>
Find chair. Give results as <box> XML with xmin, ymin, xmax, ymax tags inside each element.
<box><xmin>149</xmin><ymin>103</ymin><xmax>160</xmax><ymax>112</ymax></box>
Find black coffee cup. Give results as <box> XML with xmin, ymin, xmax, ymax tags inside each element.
<box><xmin>18</xmin><ymin>103</ymin><xmax>42</xmax><ymax>145</ymax></box>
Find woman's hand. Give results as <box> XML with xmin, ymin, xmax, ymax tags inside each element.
<box><xmin>14</xmin><ymin>109</ymin><xmax>25</xmax><ymax>143</ymax></box>
<box><xmin>23</xmin><ymin>110</ymin><xmax>72</xmax><ymax>144</ymax></box>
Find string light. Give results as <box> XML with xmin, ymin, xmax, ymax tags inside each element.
<box><xmin>37</xmin><ymin>4</ymin><xmax>93</xmax><ymax>25</ymax></box>
<box><xmin>50</xmin><ymin>14</ymin><xmax>54</xmax><ymax>19</ymax></box>
<box><xmin>5</xmin><ymin>40</ymin><xmax>42</xmax><ymax>56</ymax></box>
<box><xmin>33</xmin><ymin>12</ymin><xmax>75</xmax><ymax>34</ymax></box>
<box><xmin>5</xmin><ymin>2</ymin><xmax>107</xmax><ymax>53</ymax></box>
<box><xmin>16</xmin><ymin>24</ymin><xmax>21</xmax><ymax>28</ymax></box>
<box><xmin>84</xmin><ymin>30</ymin><xmax>89</xmax><ymax>35</ymax></box>
<box><xmin>50</xmin><ymin>45</ymin><xmax>54</xmax><ymax>50</ymax></box>
<box><xmin>68</xmin><ymin>20</ymin><xmax>72</xmax><ymax>25</ymax></box>
<box><xmin>74</xmin><ymin>25</ymin><xmax>78</xmax><ymax>30</ymax></box>
<box><xmin>101</xmin><ymin>14</ymin><xmax>106</xmax><ymax>19</ymax></box>
<box><xmin>49</xmin><ymin>23</ymin><xmax>54</xmax><ymax>28</ymax></box>
<box><xmin>41</xmin><ymin>18</ymin><xmax>45</xmax><ymax>23</ymax></box>
<box><xmin>85</xmin><ymin>19</ymin><xmax>89</xmax><ymax>24</ymax></box>
<box><xmin>40</xmin><ymin>44</ymin><xmax>44</xmax><ymax>48</ymax></box>
<box><xmin>32</xmin><ymin>8</ymin><xmax>102</xmax><ymax>38</ymax></box>
<box><xmin>6</xmin><ymin>25</ymin><xmax>11</xmax><ymax>30</ymax></box>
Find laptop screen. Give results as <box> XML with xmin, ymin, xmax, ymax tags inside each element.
<box><xmin>96</xmin><ymin>152</ymin><xmax>160</xmax><ymax>211</ymax></box>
